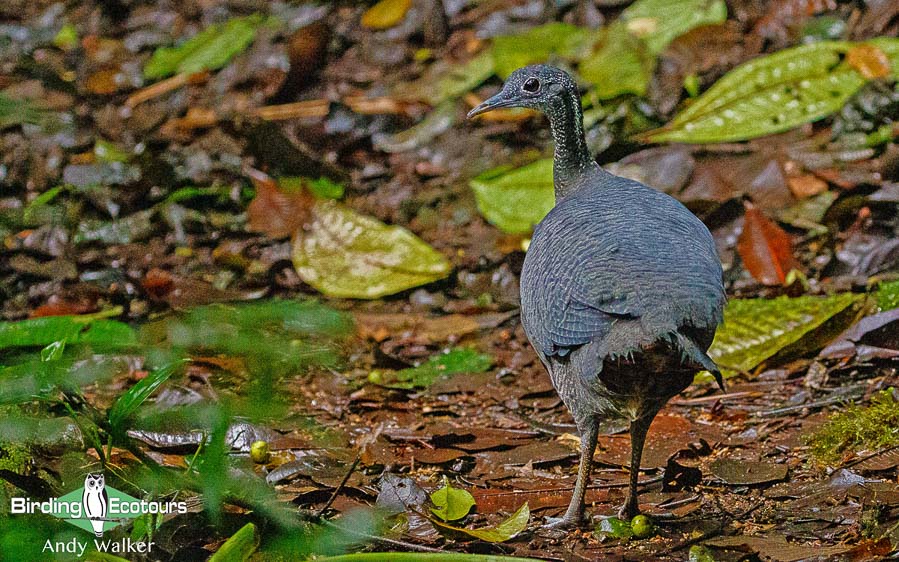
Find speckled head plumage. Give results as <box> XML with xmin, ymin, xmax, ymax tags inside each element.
<box><xmin>468</xmin><ymin>64</ymin><xmax>595</xmax><ymax>196</ymax></box>
<box><xmin>467</xmin><ymin>65</ymin><xmax>579</xmax><ymax>118</ymax></box>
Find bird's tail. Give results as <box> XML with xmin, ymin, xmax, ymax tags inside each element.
<box><xmin>674</xmin><ymin>331</ymin><xmax>725</xmax><ymax>392</ymax></box>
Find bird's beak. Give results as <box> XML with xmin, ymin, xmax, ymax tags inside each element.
<box><xmin>467</xmin><ymin>91</ymin><xmax>517</xmax><ymax>119</ymax></box>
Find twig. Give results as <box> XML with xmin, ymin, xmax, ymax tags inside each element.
<box><xmin>125</xmin><ymin>71</ymin><xmax>209</xmax><ymax>109</ymax></box>
<box><xmin>671</xmin><ymin>391</ymin><xmax>760</xmax><ymax>406</ymax></box>
<box><xmin>250</xmin><ymin>99</ymin><xmax>330</xmax><ymax>120</ymax></box>
<box><xmin>316</xmin><ymin>455</ymin><xmax>361</xmax><ymax>518</ymax></box>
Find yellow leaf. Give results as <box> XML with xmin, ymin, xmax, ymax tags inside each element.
<box><xmin>847</xmin><ymin>44</ymin><xmax>892</xmax><ymax>79</ymax></box>
<box><xmin>361</xmin><ymin>0</ymin><xmax>412</xmax><ymax>30</ymax></box>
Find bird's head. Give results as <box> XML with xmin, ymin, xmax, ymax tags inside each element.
<box><xmin>467</xmin><ymin>64</ymin><xmax>578</xmax><ymax>119</ymax></box>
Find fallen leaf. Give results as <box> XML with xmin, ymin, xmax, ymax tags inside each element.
<box><xmin>395</xmin><ymin>51</ymin><xmax>495</xmax><ymax>105</ymax></box>
<box><xmin>786</xmin><ymin>174</ymin><xmax>828</xmax><ymax>199</ymax></box>
<box><xmin>709</xmin><ymin>458</ymin><xmax>788</xmax><ymax>485</ymax></box>
<box><xmin>469</xmin><ymin>159</ymin><xmax>554</xmax><ymax>234</ymax></box>
<box><xmin>594</xmin><ymin>516</ymin><xmax>634</xmax><ymax>540</ymax></box>
<box><xmin>580</xmin><ymin>22</ymin><xmax>654</xmax><ymax>99</ymax></box>
<box><xmin>354</xmin><ymin>311</ymin><xmax>515</xmax><ymax>343</ymax></box>
<box><xmin>492</xmin><ymin>22</ymin><xmax>592</xmax><ymax>79</ymax></box>
<box><xmin>142</xmin><ymin>268</ymin><xmax>266</xmax><ymax>310</ymax></box>
<box><xmin>737</xmin><ymin>201</ymin><xmax>801</xmax><ymax>286</ymax></box>
<box><xmin>144</xmin><ymin>14</ymin><xmax>266</xmax><ymax>79</ymax></box>
<box><xmin>644</xmin><ymin>40</ymin><xmax>894</xmax><ymax>143</ymax></box>
<box><xmin>708</xmin><ymin>292</ymin><xmax>864</xmax><ymax>374</ymax></box>
<box><xmin>361</xmin><ymin>0</ymin><xmax>412</xmax><ymax>30</ymax></box>
<box><xmin>704</xmin><ymin>535</ymin><xmax>852</xmax><ymax>562</ymax></box>
<box><xmin>246</xmin><ymin>168</ymin><xmax>315</xmax><ymax>239</ymax></box>
<box><xmin>431</xmin><ymin>502</ymin><xmax>529</xmax><ymax>542</ymax></box>
<box><xmin>621</xmin><ymin>0</ymin><xmax>727</xmax><ymax>55</ymax></box>
<box><xmin>368</xmin><ymin>348</ymin><xmax>493</xmax><ymax>390</ymax></box>
<box><xmin>291</xmin><ymin>199</ymin><xmax>451</xmax><ymax>299</ymax></box>
<box><xmin>430</xmin><ymin>477</ymin><xmax>476</xmax><ymax>521</ymax></box>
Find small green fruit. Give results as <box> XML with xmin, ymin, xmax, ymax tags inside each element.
<box><xmin>250</xmin><ymin>440</ymin><xmax>270</xmax><ymax>464</ymax></box>
<box><xmin>631</xmin><ymin>514</ymin><xmax>654</xmax><ymax>538</ymax></box>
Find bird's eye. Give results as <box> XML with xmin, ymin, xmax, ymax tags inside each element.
<box><xmin>522</xmin><ymin>77</ymin><xmax>540</xmax><ymax>93</ymax></box>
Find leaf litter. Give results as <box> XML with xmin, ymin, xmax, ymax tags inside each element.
<box><xmin>1</xmin><ymin>0</ymin><xmax>899</xmax><ymax>560</ymax></box>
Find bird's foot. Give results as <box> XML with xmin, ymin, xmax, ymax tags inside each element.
<box><xmin>543</xmin><ymin>511</ymin><xmax>588</xmax><ymax>530</ymax></box>
<box><xmin>617</xmin><ymin>501</ymin><xmax>640</xmax><ymax>520</ymax></box>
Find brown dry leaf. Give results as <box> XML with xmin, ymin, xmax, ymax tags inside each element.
<box><xmin>354</xmin><ymin>311</ymin><xmax>515</xmax><ymax>343</ymax></box>
<box><xmin>786</xmin><ymin>174</ymin><xmax>828</xmax><ymax>199</ymax></box>
<box><xmin>752</xmin><ymin>0</ymin><xmax>836</xmax><ymax>42</ymax></box>
<box><xmin>142</xmin><ymin>268</ymin><xmax>266</xmax><ymax>309</ymax></box>
<box><xmin>85</xmin><ymin>69</ymin><xmax>121</xmax><ymax>95</ymax></box>
<box><xmin>704</xmin><ymin>535</ymin><xmax>852</xmax><ymax>562</ymax></box>
<box><xmin>246</xmin><ymin>168</ymin><xmax>314</xmax><ymax>239</ymax></box>
<box><xmin>846</xmin><ymin>44</ymin><xmax>892</xmax><ymax>79</ymax></box>
<box><xmin>709</xmin><ymin>458</ymin><xmax>788</xmax><ymax>485</ymax></box>
<box><xmin>361</xmin><ymin>0</ymin><xmax>412</xmax><ymax>30</ymax></box>
<box><xmin>473</xmin><ymin>487</ymin><xmax>612</xmax><ymax>513</ymax></box>
<box><xmin>737</xmin><ymin>201</ymin><xmax>801</xmax><ymax>285</ymax></box>
<box><xmin>594</xmin><ymin>413</ymin><xmax>722</xmax><ymax>469</ymax></box>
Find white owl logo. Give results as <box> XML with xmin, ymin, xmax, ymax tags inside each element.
<box><xmin>82</xmin><ymin>473</ymin><xmax>108</xmax><ymax>537</ymax></box>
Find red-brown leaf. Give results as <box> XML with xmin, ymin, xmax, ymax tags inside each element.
<box><xmin>738</xmin><ymin>201</ymin><xmax>801</xmax><ymax>285</ymax></box>
<box><xmin>246</xmin><ymin>168</ymin><xmax>314</xmax><ymax>238</ymax></box>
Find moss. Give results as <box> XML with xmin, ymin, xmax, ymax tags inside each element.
<box><xmin>0</xmin><ymin>442</ymin><xmax>31</xmax><ymax>474</ymax></box>
<box><xmin>806</xmin><ymin>389</ymin><xmax>899</xmax><ymax>464</ymax></box>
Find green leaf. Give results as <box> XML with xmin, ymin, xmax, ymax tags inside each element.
<box><xmin>144</xmin><ymin>14</ymin><xmax>266</xmax><ymax>79</ymax></box>
<box><xmin>93</xmin><ymin>140</ymin><xmax>131</xmax><ymax>164</ymax></box>
<box><xmin>492</xmin><ymin>23</ymin><xmax>593</xmax><ymax>79</ymax></box>
<box><xmin>876</xmin><ymin>280</ymin><xmax>899</xmax><ymax>312</ymax></box>
<box><xmin>397</xmin><ymin>51</ymin><xmax>495</xmax><ymax>105</ymax></box>
<box><xmin>579</xmin><ymin>22</ymin><xmax>655</xmax><ymax>99</ymax></box>
<box><xmin>708</xmin><ymin>293</ymin><xmax>864</xmax><ymax>374</ymax></box>
<box><xmin>469</xmin><ymin>159</ymin><xmax>554</xmax><ymax>234</ymax></box>
<box><xmin>208</xmin><ymin>522</ymin><xmax>259</xmax><ymax>562</ymax></box>
<box><xmin>646</xmin><ymin>40</ymin><xmax>884</xmax><ymax>143</ymax></box>
<box><xmin>278</xmin><ymin>177</ymin><xmax>345</xmax><ymax>200</ymax></box>
<box><xmin>108</xmin><ymin>360</ymin><xmax>186</xmax><ymax>433</ymax></box>
<box><xmin>621</xmin><ymin>0</ymin><xmax>727</xmax><ymax>55</ymax></box>
<box><xmin>0</xmin><ymin>309</ymin><xmax>136</xmax><ymax>350</ymax></box>
<box><xmin>369</xmin><ymin>348</ymin><xmax>493</xmax><ymax>390</ymax></box>
<box><xmin>431</xmin><ymin>502</ymin><xmax>529</xmax><ymax>542</ymax></box>
<box><xmin>75</xmin><ymin>208</ymin><xmax>157</xmax><ymax>245</ymax></box>
<box><xmin>0</xmin><ymin>93</ymin><xmax>48</xmax><ymax>130</ymax></box>
<box><xmin>375</xmin><ymin>100</ymin><xmax>457</xmax><ymax>153</ymax></box>
<box><xmin>40</xmin><ymin>340</ymin><xmax>66</xmax><ymax>362</ymax></box>
<box><xmin>594</xmin><ymin>516</ymin><xmax>634</xmax><ymax>540</ymax></box>
<box><xmin>429</xmin><ymin>477</ymin><xmax>476</xmax><ymax>521</ymax></box>
<box><xmin>23</xmin><ymin>186</ymin><xmax>64</xmax><ymax>224</ymax></box>
<box><xmin>292</xmin><ymin>200</ymin><xmax>451</xmax><ymax>299</ymax></box>
<box><xmin>688</xmin><ymin>545</ymin><xmax>718</xmax><ymax>562</ymax></box>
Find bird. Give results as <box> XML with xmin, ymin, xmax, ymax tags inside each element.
<box><xmin>468</xmin><ymin>65</ymin><xmax>725</xmax><ymax>528</ymax></box>
<box><xmin>82</xmin><ymin>472</ymin><xmax>109</xmax><ymax>537</ymax></box>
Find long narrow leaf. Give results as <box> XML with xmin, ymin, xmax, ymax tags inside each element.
<box><xmin>0</xmin><ymin>309</ymin><xmax>135</xmax><ymax>350</ymax></box>
<box><xmin>108</xmin><ymin>360</ymin><xmax>186</xmax><ymax>432</ymax></box>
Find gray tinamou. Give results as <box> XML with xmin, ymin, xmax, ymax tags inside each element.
<box><xmin>468</xmin><ymin>65</ymin><xmax>725</xmax><ymax>528</ymax></box>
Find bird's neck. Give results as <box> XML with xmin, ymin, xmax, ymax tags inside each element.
<box><xmin>547</xmin><ymin>88</ymin><xmax>600</xmax><ymax>199</ymax></box>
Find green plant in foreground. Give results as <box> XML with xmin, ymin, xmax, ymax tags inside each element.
<box><xmin>806</xmin><ymin>388</ymin><xmax>899</xmax><ymax>464</ymax></box>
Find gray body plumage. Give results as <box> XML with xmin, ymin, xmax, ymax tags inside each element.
<box><xmin>468</xmin><ymin>64</ymin><xmax>725</xmax><ymax>525</ymax></box>
<box><xmin>521</xmin><ymin>169</ymin><xmax>725</xmax><ymax>423</ymax></box>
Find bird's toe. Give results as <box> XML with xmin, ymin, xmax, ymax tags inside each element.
<box><xmin>617</xmin><ymin>502</ymin><xmax>640</xmax><ymax>520</ymax></box>
<box><xmin>543</xmin><ymin>513</ymin><xmax>587</xmax><ymax>530</ymax></box>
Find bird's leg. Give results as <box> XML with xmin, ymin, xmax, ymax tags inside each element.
<box><xmin>545</xmin><ymin>416</ymin><xmax>599</xmax><ymax>529</ymax></box>
<box><xmin>619</xmin><ymin>414</ymin><xmax>654</xmax><ymax>519</ymax></box>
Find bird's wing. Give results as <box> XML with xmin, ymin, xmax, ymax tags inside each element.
<box><xmin>521</xmin><ymin>183</ymin><xmax>724</xmax><ymax>369</ymax></box>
